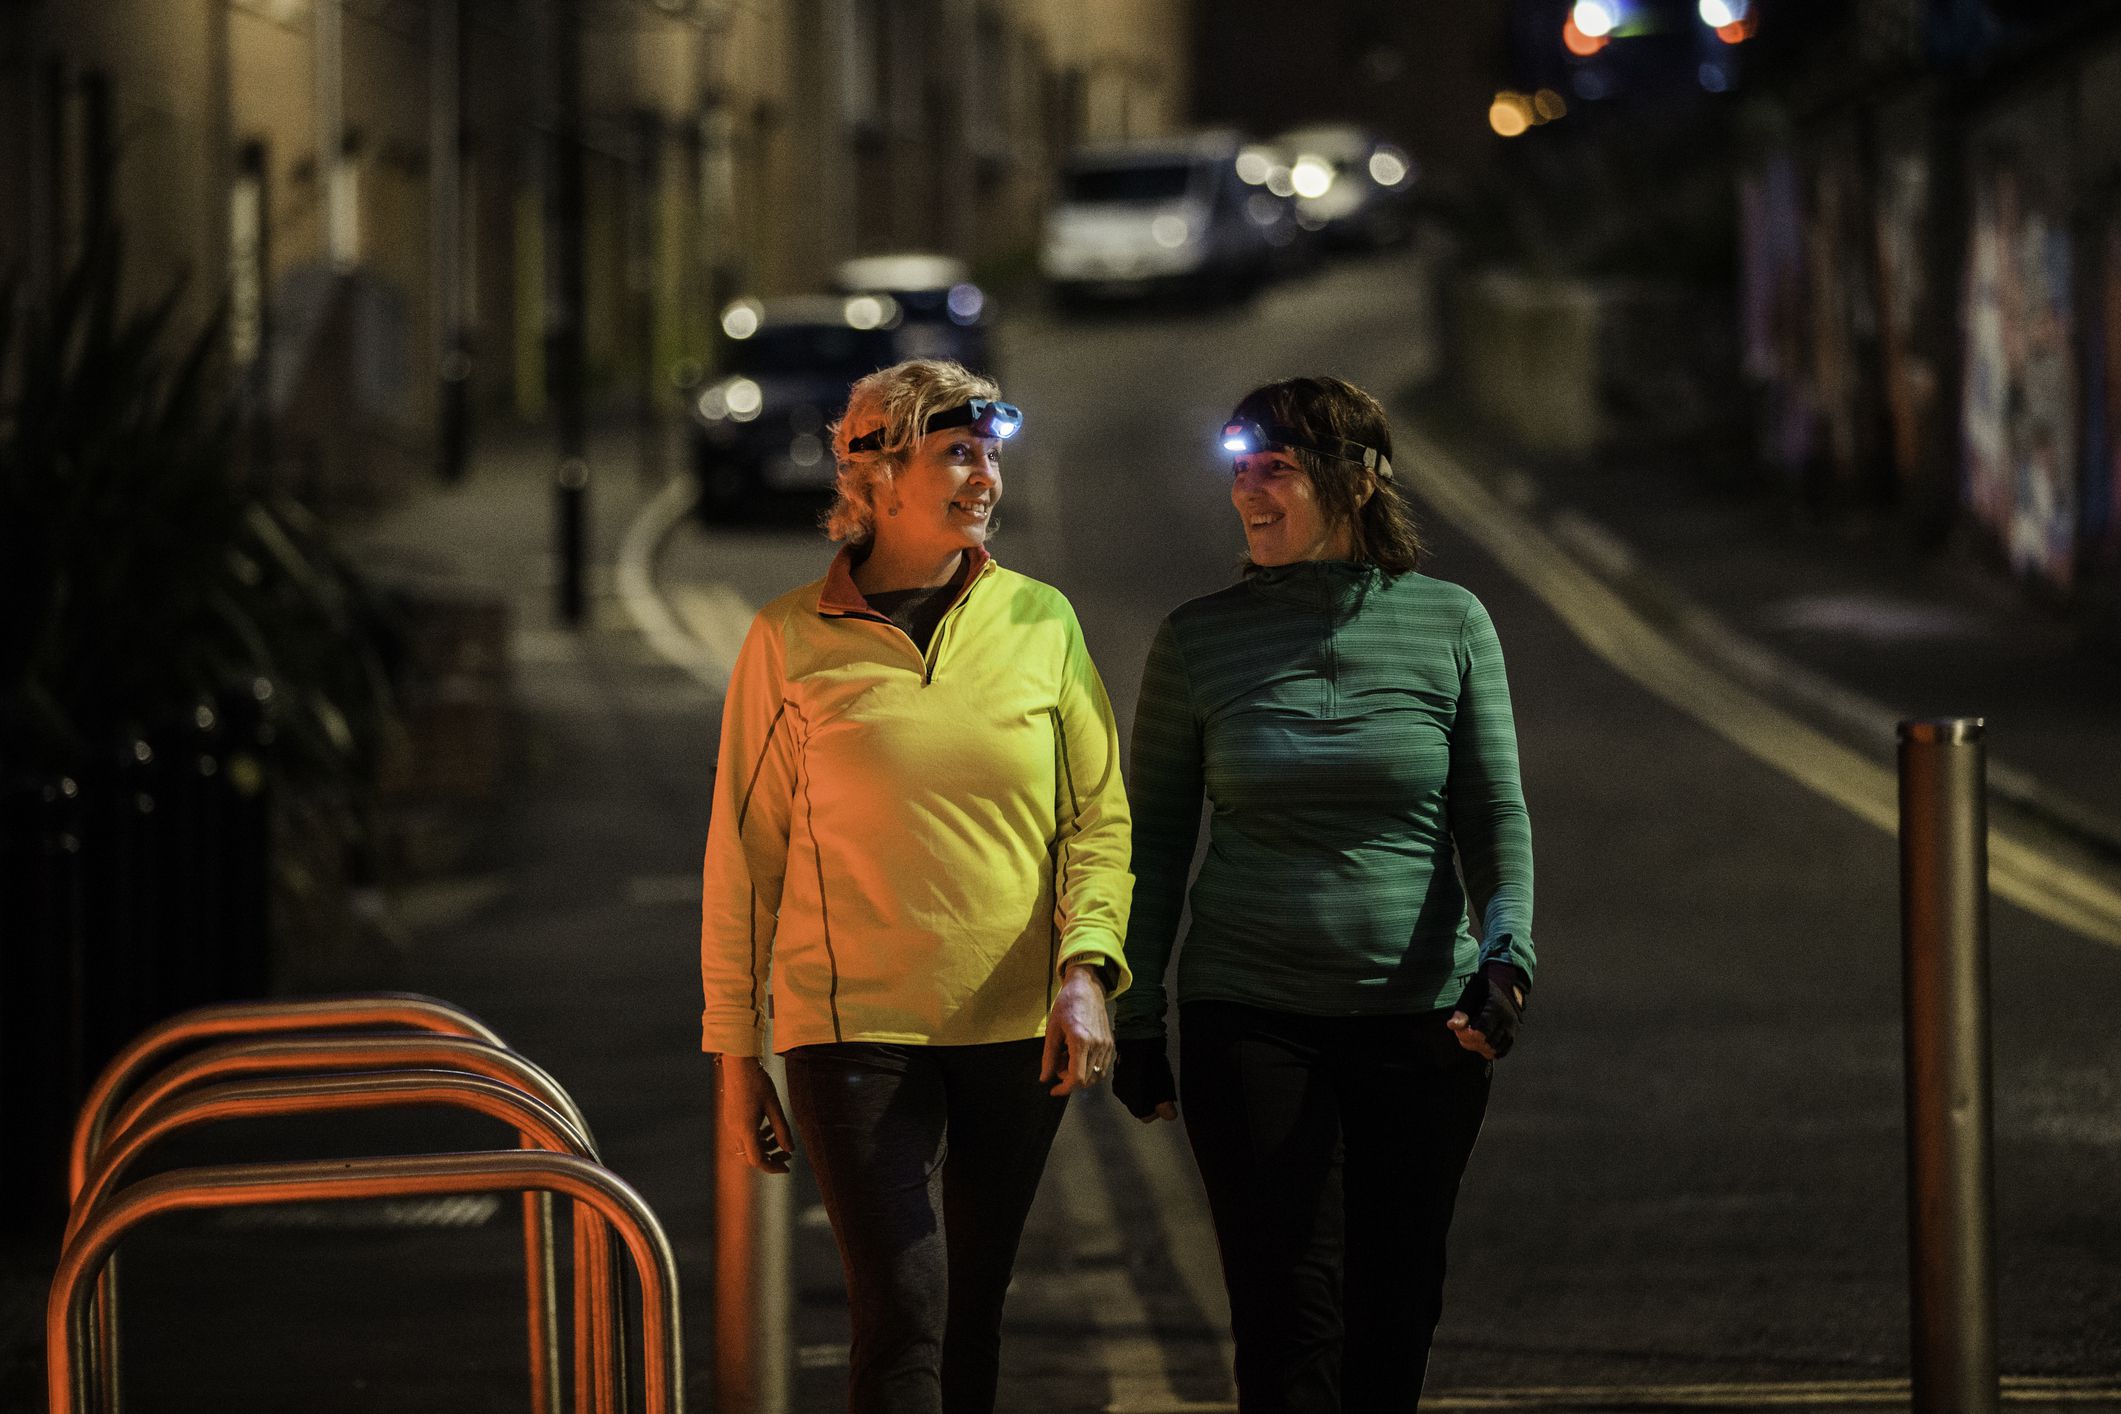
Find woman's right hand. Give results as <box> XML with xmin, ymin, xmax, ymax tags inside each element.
<box><xmin>1112</xmin><ymin>1036</ymin><xmax>1178</xmax><ymax>1123</ymax></box>
<box><xmin>715</xmin><ymin>1054</ymin><xmax>795</xmax><ymax>1174</ymax></box>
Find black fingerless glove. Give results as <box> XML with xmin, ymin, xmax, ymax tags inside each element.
<box><xmin>1111</xmin><ymin>1035</ymin><xmax>1177</xmax><ymax>1118</ymax></box>
<box><xmin>1454</xmin><ymin>961</ymin><xmax>1530</xmax><ymax>1059</ymax></box>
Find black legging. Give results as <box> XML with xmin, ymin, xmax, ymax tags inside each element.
<box><xmin>783</xmin><ymin>1037</ymin><xmax>1067</xmax><ymax>1414</ymax></box>
<box><xmin>1179</xmin><ymin>1001</ymin><xmax>1493</xmax><ymax>1414</ymax></box>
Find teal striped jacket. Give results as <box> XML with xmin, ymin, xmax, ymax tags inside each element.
<box><xmin>1115</xmin><ymin>560</ymin><xmax>1535</xmax><ymax>1039</ymax></box>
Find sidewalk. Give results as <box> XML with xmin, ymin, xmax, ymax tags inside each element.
<box><xmin>1401</xmin><ymin>386</ymin><xmax>2121</xmax><ymax>872</ymax></box>
<box><xmin>0</xmin><ymin>417</ymin><xmax>725</xmax><ymax>1413</ymax></box>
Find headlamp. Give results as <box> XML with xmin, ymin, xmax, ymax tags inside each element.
<box><xmin>1220</xmin><ymin>418</ymin><xmax>1393</xmax><ymax>480</ymax></box>
<box><xmin>847</xmin><ymin>398</ymin><xmax>1024</xmax><ymax>454</ymax></box>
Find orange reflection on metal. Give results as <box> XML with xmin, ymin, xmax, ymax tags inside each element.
<box><xmin>49</xmin><ymin>1152</ymin><xmax>684</xmax><ymax>1414</ymax></box>
<box><xmin>68</xmin><ymin>994</ymin><xmax>504</xmax><ymax>1199</ymax></box>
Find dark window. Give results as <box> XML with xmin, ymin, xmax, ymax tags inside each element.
<box><xmin>1062</xmin><ymin>162</ymin><xmax>1194</xmax><ymax>204</ymax></box>
<box><xmin>727</xmin><ymin>325</ymin><xmax>901</xmax><ymax>377</ymax></box>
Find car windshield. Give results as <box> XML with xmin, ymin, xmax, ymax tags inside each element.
<box><xmin>727</xmin><ymin>325</ymin><xmax>900</xmax><ymax>377</ymax></box>
<box><xmin>1062</xmin><ymin>162</ymin><xmax>1194</xmax><ymax>204</ymax></box>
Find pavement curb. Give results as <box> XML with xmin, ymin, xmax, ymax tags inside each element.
<box><xmin>1394</xmin><ymin>402</ymin><xmax>2121</xmax><ymax>873</ymax></box>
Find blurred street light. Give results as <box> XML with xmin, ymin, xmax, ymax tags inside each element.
<box><xmin>1489</xmin><ymin>90</ymin><xmax>1535</xmax><ymax>137</ymax></box>
<box><xmin>1572</xmin><ymin>0</ymin><xmax>1619</xmax><ymax>39</ymax></box>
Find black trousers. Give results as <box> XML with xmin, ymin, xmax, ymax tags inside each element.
<box><xmin>1179</xmin><ymin>1001</ymin><xmax>1493</xmax><ymax>1414</ymax></box>
<box><xmin>783</xmin><ymin>1037</ymin><xmax>1067</xmax><ymax>1414</ymax></box>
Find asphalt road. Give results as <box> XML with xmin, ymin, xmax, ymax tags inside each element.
<box><xmin>34</xmin><ymin>244</ymin><xmax>2117</xmax><ymax>1414</ymax></box>
<box><xmin>664</xmin><ymin>247</ymin><xmax>2121</xmax><ymax>1409</ymax></box>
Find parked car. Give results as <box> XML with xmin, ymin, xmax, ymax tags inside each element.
<box><xmin>1267</xmin><ymin>124</ymin><xmax>1417</xmax><ymax>249</ymax></box>
<box><xmin>832</xmin><ymin>252</ymin><xmax>993</xmax><ymax>372</ymax></box>
<box><xmin>1040</xmin><ymin>131</ymin><xmax>1300</xmax><ymax>306</ymax></box>
<box><xmin>691</xmin><ymin>294</ymin><xmax>906</xmax><ymax>515</ymax></box>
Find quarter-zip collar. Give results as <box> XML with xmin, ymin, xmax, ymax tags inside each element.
<box><xmin>818</xmin><ymin>543</ymin><xmax>993</xmax><ymax>620</ymax></box>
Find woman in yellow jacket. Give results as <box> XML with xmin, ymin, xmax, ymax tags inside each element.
<box><xmin>700</xmin><ymin>359</ymin><xmax>1134</xmax><ymax>1414</ymax></box>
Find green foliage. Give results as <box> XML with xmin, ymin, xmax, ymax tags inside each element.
<box><xmin>0</xmin><ymin>235</ymin><xmax>400</xmax><ymax>782</ymax></box>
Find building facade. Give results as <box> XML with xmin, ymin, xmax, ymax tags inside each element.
<box><xmin>1</xmin><ymin>0</ymin><xmax>1189</xmax><ymax>496</ymax></box>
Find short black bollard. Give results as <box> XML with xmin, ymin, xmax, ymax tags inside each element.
<box><xmin>1897</xmin><ymin>717</ymin><xmax>1998</xmax><ymax>1414</ymax></box>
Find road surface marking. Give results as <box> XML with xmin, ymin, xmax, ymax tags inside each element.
<box><xmin>670</xmin><ymin>583</ymin><xmax>757</xmax><ymax>676</ymax></box>
<box><xmin>1401</xmin><ymin>427</ymin><xmax>2121</xmax><ymax>952</ymax></box>
<box><xmin>1050</xmin><ymin>1122</ymin><xmax>1225</xmax><ymax>1413</ymax></box>
<box><xmin>1109</xmin><ymin>1373</ymin><xmax>2121</xmax><ymax>1411</ymax></box>
<box><xmin>1418</xmin><ymin>1374</ymin><xmax>2121</xmax><ymax>1408</ymax></box>
<box><xmin>1108</xmin><ymin>1114</ymin><xmax>1235</xmax><ymax>1380</ymax></box>
<box><xmin>616</xmin><ymin>474</ymin><xmax>740</xmax><ymax>690</ymax></box>
<box><xmin>620</xmin><ymin>874</ymin><xmax>698</xmax><ymax>907</ymax></box>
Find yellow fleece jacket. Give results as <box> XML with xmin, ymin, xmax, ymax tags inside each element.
<box><xmin>700</xmin><ymin>547</ymin><xmax>1134</xmax><ymax>1056</ymax></box>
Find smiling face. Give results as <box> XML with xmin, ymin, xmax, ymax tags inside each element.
<box><xmin>1231</xmin><ymin>448</ymin><xmax>1354</xmax><ymax>566</ymax></box>
<box><xmin>875</xmin><ymin>425</ymin><xmax>1005</xmax><ymax>557</ymax></box>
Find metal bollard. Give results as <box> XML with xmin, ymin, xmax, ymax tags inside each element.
<box><xmin>1897</xmin><ymin>717</ymin><xmax>1998</xmax><ymax>1414</ymax></box>
<box><xmin>712</xmin><ymin>1050</ymin><xmax>792</xmax><ymax>1414</ymax></box>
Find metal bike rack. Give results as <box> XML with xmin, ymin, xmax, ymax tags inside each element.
<box><xmin>80</xmin><ymin>1033</ymin><xmax>606</xmax><ymax>1414</ymax></box>
<box><xmin>49</xmin><ymin>1150</ymin><xmax>683</xmax><ymax>1414</ymax></box>
<box><xmin>69</xmin><ymin>1071</ymin><xmax>622</xmax><ymax>1414</ymax></box>
<box><xmin>67</xmin><ymin>994</ymin><xmax>505</xmax><ymax>1199</ymax></box>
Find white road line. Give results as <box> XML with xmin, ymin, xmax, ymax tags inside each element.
<box><xmin>619</xmin><ymin>873</ymin><xmax>698</xmax><ymax>907</ymax></box>
<box><xmin>1108</xmin><ymin>1115</ymin><xmax>1234</xmax><ymax>1382</ymax></box>
<box><xmin>1401</xmin><ymin>427</ymin><xmax>2121</xmax><ymax>952</ymax></box>
<box><xmin>615</xmin><ymin>474</ymin><xmax>742</xmax><ymax>690</ymax></box>
<box><xmin>1109</xmin><ymin>1374</ymin><xmax>2121</xmax><ymax>1413</ymax></box>
<box><xmin>1049</xmin><ymin>1122</ymin><xmax>1216</xmax><ymax>1414</ymax></box>
<box><xmin>1416</xmin><ymin>1375</ymin><xmax>2121</xmax><ymax>1409</ymax></box>
<box><xmin>670</xmin><ymin>583</ymin><xmax>758</xmax><ymax>674</ymax></box>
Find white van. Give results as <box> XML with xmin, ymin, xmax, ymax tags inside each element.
<box><xmin>1040</xmin><ymin>132</ymin><xmax>1296</xmax><ymax>306</ymax></box>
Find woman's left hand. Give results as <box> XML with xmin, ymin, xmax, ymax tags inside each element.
<box><xmin>1041</xmin><ymin>961</ymin><xmax>1116</xmax><ymax>1095</ymax></box>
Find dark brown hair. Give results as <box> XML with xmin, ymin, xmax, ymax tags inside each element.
<box><xmin>1228</xmin><ymin>376</ymin><xmax>1424</xmax><ymax>575</ymax></box>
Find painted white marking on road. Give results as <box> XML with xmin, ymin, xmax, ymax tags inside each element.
<box><xmin>1547</xmin><ymin>507</ymin><xmax>1640</xmax><ymax>581</ymax></box>
<box><xmin>1417</xmin><ymin>1375</ymin><xmax>2121</xmax><ymax>1408</ymax></box>
<box><xmin>1048</xmin><ymin>1123</ymin><xmax>1213</xmax><ymax>1413</ymax></box>
<box><xmin>512</xmin><ymin>626</ymin><xmax>581</xmax><ymax>665</ymax></box>
<box><xmin>671</xmin><ymin>583</ymin><xmax>757</xmax><ymax>676</ymax></box>
<box><xmin>1401</xmin><ymin>428</ymin><xmax>2121</xmax><ymax>952</ymax></box>
<box><xmin>616</xmin><ymin>474</ymin><xmax>737</xmax><ymax>690</ymax></box>
<box><xmin>1109</xmin><ymin>1115</ymin><xmax>1234</xmax><ymax>1381</ymax></box>
<box><xmin>1107</xmin><ymin>1373</ymin><xmax>2121</xmax><ymax>1413</ymax></box>
<box><xmin>620</xmin><ymin>873</ymin><xmax>698</xmax><ymax>907</ymax></box>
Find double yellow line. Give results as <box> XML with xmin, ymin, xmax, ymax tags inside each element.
<box><xmin>1399</xmin><ymin>428</ymin><xmax>2121</xmax><ymax>952</ymax></box>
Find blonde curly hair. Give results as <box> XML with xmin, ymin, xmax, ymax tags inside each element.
<box><xmin>823</xmin><ymin>360</ymin><xmax>1004</xmax><ymax>544</ymax></box>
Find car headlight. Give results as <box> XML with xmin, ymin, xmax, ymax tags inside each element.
<box><xmin>697</xmin><ymin>377</ymin><xmax>764</xmax><ymax>424</ymax></box>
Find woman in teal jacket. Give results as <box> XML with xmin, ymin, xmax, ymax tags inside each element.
<box><xmin>1113</xmin><ymin>376</ymin><xmax>1536</xmax><ymax>1413</ymax></box>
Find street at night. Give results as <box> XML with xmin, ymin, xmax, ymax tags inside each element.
<box><xmin>11</xmin><ymin>1</ymin><xmax>2121</xmax><ymax>1410</ymax></box>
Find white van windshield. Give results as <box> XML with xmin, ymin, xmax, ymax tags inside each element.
<box><xmin>1062</xmin><ymin>162</ymin><xmax>1194</xmax><ymax>205</ymax></box>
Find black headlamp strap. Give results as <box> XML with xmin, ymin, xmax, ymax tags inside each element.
<box><xmin>1229</xmin><ymin>419</ymin><xmax>1394</xmax><ymax>481</ymax></box>
<box><xmin>845</xmin><ymin>398</ymin><xmax>1022</xmax><ymax>456</ymax></box>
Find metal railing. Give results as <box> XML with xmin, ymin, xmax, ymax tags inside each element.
<box><xmin>69</xmin><ymin>1070</ymin><xmax>623</xmax><ymax>1414</ymax></box>
<box><xmin>49</xmin><ymin>1151</ymin><xmax>682</xmax><ymax>1414</ymax></box>
<box><xmin>78</xmin><ymin>1031</ymin><xmax>599</xmax><ymax>1414</ymax></box>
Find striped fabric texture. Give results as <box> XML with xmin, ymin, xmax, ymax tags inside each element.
<box><xmin>1116</xmin><ymin>560</ymin><xmax>1535</xmax><ymax>1040</ymax></box>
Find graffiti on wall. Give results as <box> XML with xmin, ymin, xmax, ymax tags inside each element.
<box><xmin>1961</xmin><ymin>153</ymin><xmax>2078</xmax><ymax>591</ymax></box>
